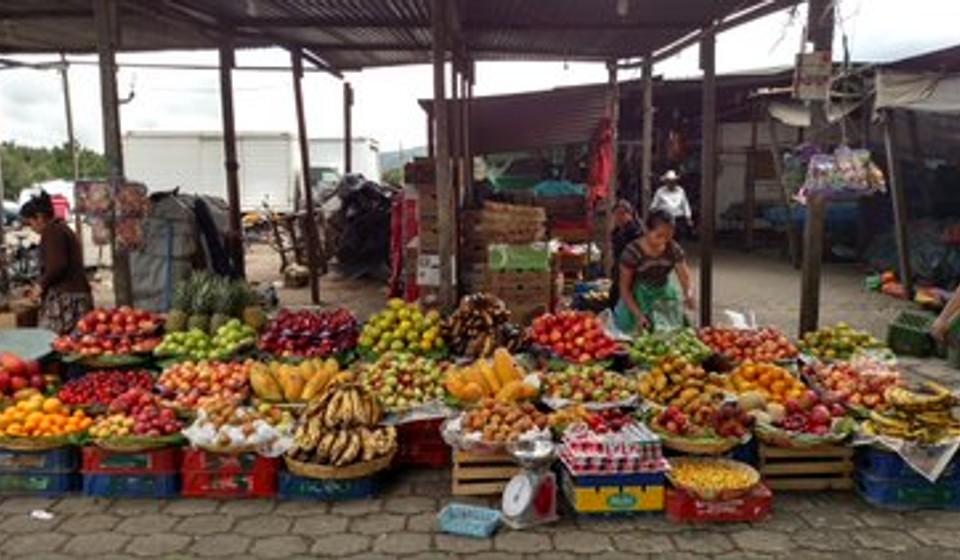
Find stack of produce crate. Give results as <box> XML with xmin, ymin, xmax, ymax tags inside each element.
<box><xmin>477</xmin><ymin>202</ymin><xmax>551</xmax><ymax>323</ymax></box>
<box><xmin>0</xmin><ymin>447</ymin><xmax>80</xmax><ymax>497</ymax></box>
<box><xmin>181</xmin><ymin>449</ymin><xmax>279</xmax><ymax>498</ymax></box>
<box><xmin>82</xmin><ymin>447</ymin><xmax>181</xmax><ymax>498</ymax></box>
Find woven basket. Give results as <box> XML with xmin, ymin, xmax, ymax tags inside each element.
<box><xmin>285</xmin><ymin>451</ymin><xmax>395</xmax><ymax>480</ymax></box>
<box><xmin>754</xmin><ymin>422</ymin><xmax>852</xmax><ymax>449</ymax></box>
<box><xmin>94</xmin><ymin>435</ymin><xmax>185</xmax><ymax>454</ymax></box>
<box><xmin>0</xmin><ymin>436</ymin><xmax>73</xmax><ymax>452</ymax></box>
<box><xmin>668</xmin><ymin>457</ymin><xmax>761</xmax><ymax>501</ymax></box>
<box><xmin>649</xmin><ymin>424</ymin><xmax>743</xmax><ymax>455</ymax></box>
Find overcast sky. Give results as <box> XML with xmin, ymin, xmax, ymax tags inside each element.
<box><xmin>0</xmin><ymin>0</ymin><xmax>958</xmax><ymax>154</ymax></box>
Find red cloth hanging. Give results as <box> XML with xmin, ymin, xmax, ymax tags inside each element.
<box><xmin>587</xmin><ymin>117</ymin><xmax>614</xmax><ymax>206</ymax></box>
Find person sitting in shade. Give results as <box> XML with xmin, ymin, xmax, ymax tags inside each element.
<box><xmin>609</xmin><ymin>199</ymin><xmax>642</xmax><ymax>308</ymax></box>
<box><xmin>650</xmin><ymin>170</ymin><xmax>694</xmax><ymax>235</ymax></box>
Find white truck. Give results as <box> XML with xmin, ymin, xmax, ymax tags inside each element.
<box><xmin>122</xmin><ymin>131</ymin><xmax>380</xmax><ymax>213</ymax></box>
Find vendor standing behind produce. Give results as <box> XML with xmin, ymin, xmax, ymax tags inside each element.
<box><xmin>20</xmin><ymin>191</ymin><xmax>93</xmax><ymax>335</ymax></box>
<box><xmin>609</xmin><ymin>200</ymin><xmax>642</xmax><ymax>308</ymax></box>
<box><xmin>931</xmin><ymin>287</ymin><xmax>960</xmax><ymax>342</ymax></box>
<box><xmin>614</xmin><ymin>210</ymin><xmax>695</xmax><ymax>332</ymax></box>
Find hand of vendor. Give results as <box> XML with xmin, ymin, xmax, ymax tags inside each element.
<box><xmin>25</xmin><ymin>284</ymin><xmax>42</xmax><ymax>303</ymax></box>
<box><xmin>636</xmin><ymin>313</ymin><xmax>651</xmax><ymax>332</ymax></box>
<box><xmin>931</xmin><ymin>317</ymin><xmax>949</xmax><ymax>342</ymax></box>
<box><xmin>684</xmin><ymin>292</ymin><xmax>697</xmax><ymax>311</ymax></box>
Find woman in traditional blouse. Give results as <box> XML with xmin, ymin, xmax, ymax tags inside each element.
<box><xmin>613</xmin><ymin>210</ymin><xmax>695</xmax><ymax>332</ymax></box>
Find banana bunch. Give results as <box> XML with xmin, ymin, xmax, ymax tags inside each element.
<box><xmin>442</xmin><ymin>293</ymin><xmax>529</xmax><ymax>358</ymax></box>
<box><xmin>862</xmin><ymin>382</ymin><xmax>960</xmax><ymax>444</ymax></box>
<box><xmin>290</xmin><ymin>384</ymin><xmax>397</xmax><ymax>467</ymax></box>
<box><xmin>885</xmin><ymin>383</ymin><xmax>958</xmax><ymax>412</ymax></box>
<box><xmin>303</xmin><ymin>384</ymin><xmax>383</xmax><ymax>429</ymax></box>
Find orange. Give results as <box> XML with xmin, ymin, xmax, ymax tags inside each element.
<box><xmin>80</xmin><ymin>418</ymin><xmax>93</xmax><ymax>430</ymax></box>
<box><xmin>42</xmin><ymin>398</ymin><xmax>62</xmax><ymax>414</ymax></box>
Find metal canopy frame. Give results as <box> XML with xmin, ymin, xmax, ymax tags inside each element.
<box><xmin>0</xmin><ymin>0</ymin><xmax>805</xmax><ymax>315</ymax></box>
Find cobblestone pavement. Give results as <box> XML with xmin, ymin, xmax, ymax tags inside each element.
<box><xmin>2</xmin><ymin>467</ymin><xmax>960</xmax><ymax>560</ymax></box>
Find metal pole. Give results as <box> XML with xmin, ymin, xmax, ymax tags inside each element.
<box><xmin>0</xmin><ymin>118</ymin><xmax>8</xmax><ymax>297</ymax></box>
<box><xmin>883</xmin><ymin>110</ymin><xmax>913</xmax><ymax>296</ymax></box>
<box><xmin>291</xmin><ymin>49</ymin><xmax>321</xmax><ymax>305</ymax></box>
<box><xmin>343</xmin><ymin>82</ymin><xmax>353</xmax><ymax>174</ymax></box>
<box><xmin>463</xmin><ymin>63</ymin><xmax>474</xmax><ymax>206</ymax></box>
<box><xmin>604</xmin><ymin>61</ymin><xmax>619</xmax><ymax>275</ymax></box>
<box><xmin>59</xmin><ymin>52</ymin><xmax>84</xmax><ymax>264</ymax></box>
<box><xmin>93</xmin><ymin>0</ymin><xmax>132</xmax><ymax>306</ymax></box>
<box><xmin>745</xmin><ymin>103</ymin><xmax>759</xmax><ymax>251</ymax></box>
<box><xmin>450</xmin><ymin>62</ymin><xmax>462</xmax><ymax>204</ymax></box>
<box><xmin>699</xmin><ymin>30</ymin><xmax>717</xmax><ymax>327</ymax></box>
<box><xmin>431</xmin><ymin>0</ymin><xmax>454</xmax><ymax>309</ymax></box>
<box><xmin>218</xmin><ymin>39</ymin><xmax>245</xmax><ymax>277</ymax></box>
<box><xmin>640</xmin><ymin>56</ymin><xmax>654</xmax><ymax>219</ymax></box>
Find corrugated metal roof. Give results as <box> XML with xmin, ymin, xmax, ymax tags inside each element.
<box><xmin>0</xmin><ymin>0</ymin><xmax>801</xmax><ymax>71</ymax></box>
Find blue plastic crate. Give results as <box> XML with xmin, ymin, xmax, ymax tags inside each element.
<box><xmin>855</xmin><ymin>447</ymin><xmax>960</xmax><ymax>483</ymax></box>
<box><xmin>0</xmin><ymin>448</ymin><xmax>79</xmax><ymax>473</ymax></box>
<box><xmin>83</xmin><ymin>473</ymin><xmax>180</xmax><ymax>499</ymax></box>
<box><xmin>856</xmin><ymin>472</ymin><xmax>960</xmax><ymax>511</ymax></box>
<box><xmin>277</xmin><ymin>471</ymin><xmax>378</xmax><ymax>501</ymax></box>
<box><xmin>438</xmin><ymin>503</ymin><xmax>502</xmax><ymax>538</ymax></box>
<box><xmin>0</xmin><ymin>472</ymin><xmax>80</xmax><ymax>496</ymax></box>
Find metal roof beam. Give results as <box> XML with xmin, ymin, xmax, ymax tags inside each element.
<box><xmin>224</xmin><ymin>17</ymin><xmax>697</xmax><ymax>31</ymax></box>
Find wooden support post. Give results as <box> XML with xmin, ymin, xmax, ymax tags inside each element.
<box><xmin>343</xmin><ymin>82</ymin><xmax>353</xmax><ymax>174</ymax></box>
<box><xmin>798</xmin><ymin>0</ymin><xmax>836</xmax><ymax>335</ymax></box>
<box><xmin>699</xmin><ymin>31</ymin><xmax>717</xmax><ymax>327</ymax></box>
<box><xmin>745</xmin><ymin>103</ymin><xmax>759</xmax><ymax>251</ymax></box>
<box><xmin>603</xmin><ymin>61</ymin><xmax>619</xmax><ymax>275</ymax></box>
<box><xmin>59</xmin><ymin>53</ymin><xmax>85</xmax><ymax>264</ymax></box>
<box><xmin>291</xmin><ymin>49</ymin><xmax>321</xmax><ymax>304</ymax></box>
<box><xmin>431</xmin><ymin>0</ymin><xmax>455</xmax><ymax>309</ymax></box>
<box><xmin>799</xmin><ymin>195</ymin><xmax>826</xmax><ymax>335</ymax></box>
<box><xmin>640</xmin><ymin>56</ymin><xmax>654</xmax><ymax>220</ymax></box>
<box><xmin>93</xmin><ymin>0</ymin><xmax>132</xmax><ymax>306</ymax></box>
<box><xmin>883</xmin><ymin>110</ymin><xmax>914</xmax><ymax>296</ymax></box>
<box><xmin>218</xmin><ymin>39</ymin><xmax>245</xmax><ymax>277</ymax></box>
<box><xmin>427</xmin><ymin>114</ymin><xmax>435</xmax><ymax>158</ymax></box>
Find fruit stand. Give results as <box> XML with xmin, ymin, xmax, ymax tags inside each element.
<box><xmin>1</xmin><ymin>286</ymin><xmax>960</xmax><ymax>531</ymax></box>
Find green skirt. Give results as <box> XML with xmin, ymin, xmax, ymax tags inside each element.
<box><xmin>613</xmin><ymin>279</ymin><xmax>685</xmax><ymax>333</ymax></box>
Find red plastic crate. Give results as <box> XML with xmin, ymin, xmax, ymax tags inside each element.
<box><xmin>181</xmin><ymin>468</ymin><xmax>277</xmax><ymax>498</ymax></box>
<box><xmin>82</xmin><ymin>447</ymin><xmax>180</xmax><ymax>475</ymax></box>
<box><xmin>182</xmin><ymin>449</ymin><xmax>268</xmax><ymax>473</ymax></box>
<box><xmin>666</xmin><ymin>484</ymin><xmax>772</xmax><ymax>523</ymax></box>
<box><xmin>394</xmin><ymin>419</ymin><xmax>450</xmax><ymax>468</ymax></box>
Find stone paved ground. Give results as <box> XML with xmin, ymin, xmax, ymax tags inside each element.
<box><xmin>3</xmin><ymin>468</ymin><xmax>960</xmax><ymax>559</ymax></box>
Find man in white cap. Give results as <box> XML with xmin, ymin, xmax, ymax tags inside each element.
<box><xmin>650</xmin><ymin>170</ymin><xmax>694</xmax><ymax>235</ymax></box>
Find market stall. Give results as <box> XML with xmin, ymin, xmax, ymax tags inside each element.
<box><xmin>0</xmin><ymin>285</ymin><xmax>957</xmax><ymax>520</ymax></box>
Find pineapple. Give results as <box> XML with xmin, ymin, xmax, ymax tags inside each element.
<box><xmin>210</xmin><ymin>279</ymin><xmax>235</xmax><ymax>334</ymax></box>
<box><xmin>165</xmin><ymin>277</ymin><xmax>193</xmax><ymax>332</ymax></box>
<box><xmin>187</xmin><ymin>274</ymin><xmax>216</xmax><ymax>334</ymax></box>
<box><xmin>239</xmin><ymin>284</ymin><xmax>268</xmax><ymax>331</ymax></box>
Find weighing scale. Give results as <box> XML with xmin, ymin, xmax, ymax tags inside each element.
<box><xmin>501</xmin><ymin>440</ymin><xmax>558</xmax><ymax>529</ymax></box>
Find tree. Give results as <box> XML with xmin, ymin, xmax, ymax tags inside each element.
<box><xmin>1</xmin><ymin>141</ymin><xmax>108</xmax><ymax>200</ymax></box>
<box><xmin>381</xmin><ymin>167</ymin><xmax>403</xmax><ymax>186</ymax></box>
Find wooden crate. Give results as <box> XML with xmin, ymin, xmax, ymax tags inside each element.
<box><xmin>452</xmin><ymin>451</ymin><xmax>519</xmax><ymax>496</ymax></box>
<box><xmin>759</xmin><ymin>444</ymin><xmax>853</xmax><ymax>491</ymax></box>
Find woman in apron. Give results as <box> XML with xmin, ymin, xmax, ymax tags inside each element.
<box><xmin>20</xmin><ymin>192</ymin><xmax>93</xmax><ymax>334</ymax></box>
<box><xmin>614</xmin><ymin>210</ymin><xmax>695</xmax><ymax>333</ymax></box>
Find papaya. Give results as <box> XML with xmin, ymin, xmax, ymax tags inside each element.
<box><xmin>250</xmin><ymin>366</ymin><xmax>284</xmax><ymax>402</ymax></box>
<box><xmin>493</xmin><ymin>348</ymin><xmax>523</xmax><ymax>386</ymax></box>
<box><xmin>461</xmin><ymin>382</ymin><xmax>484</xmax><ymax>402</ymax></box>
<box><xmin>496</xmin><ymin>380</ymin><xmax>524</xmax><ymax>403</ymax></box>
<box><xmin>302</xmin><ymin>370</ymin><xmax>331</xmax><ymax>401</ymax></box>
<box><xmin>478</xmin><ymin>360</ymin><xmax>502</xmax><ymax>393</ymax></box>
<box><xmin>276</xmin><ymin>367</ymin><xmax>306</xmax><ymax>402</ymax></box>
